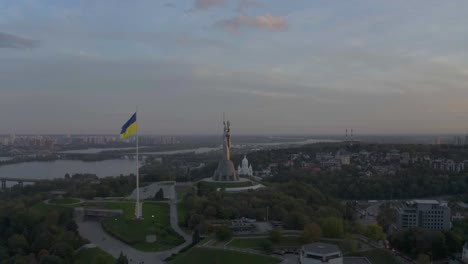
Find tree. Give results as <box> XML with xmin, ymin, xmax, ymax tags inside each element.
<box><xmin>302</xmin><ymin>223</ymin><xmax>322</xmax><ymax>243</ymax></box>
<box><xmin>365</xmin><ymin>224</ymin><xmax>384</xmax><ymax>242</ymax></box>
<box><xmin>192</xmin><ymin>228</ymin><xmax>201</xmax><ymax>244</ymax></box>
<box><xmin>38</xmin><ymin>249</ymin><xmax>49</xmax><ymax>259</ymax></box>
<box><xmin>65</xmin><ymin>220</ymin><xmax>78</xmax><ymax>233</ymax></box>
<box><xmin>444</xmin><ymin>230</ymin><xmax>463</xmax><ymax>255</ymax></box>
<box><xmin>269</xmin><ymin>229</ymin><xmax>283</xmax><ymax>243</ymax></box>
<box><xmin>188</xmin><ymin>214</ymin><xmax>205</xmax><ymax>230</ymax></box>
<box><xmin>285</xmin><ymin>211</ymin><xmax>307</xmax><ymax>229</ymax></box>
<box><xmin>50</xmin><ymin>242</ymin><xmax>74</xmax><ymax>260</ymax></box>
<box><xmin>416</xmin><ymin>254</ymin><xmax>430</xmax><ymax>264</ymax></box>
<box><xmin>0</xmin><ymin>246</ymin><xmax>8</xmax><ymax>260</ymax></box>
<box><xmin>321</xmin><ymin>217</ymin><xmax>344</xmax><ymax>238</ymax></box>
<box><xmin>40</xmin><ymin>255</ymin><xmax>64</xmax><ymax>264</ymax></box>
<box><xmin>7</xmin><ymin>234</ymin><xmax>29</xmax><ymax>254</ymax></box>
<box><xmin>31</xmin><ymin>231</ymin><xmax>51</xmax><ymax>252</ymax></box>
<box><xmin>215</xmin><ymin>226</ymin><xmax>232</xmax><ymax>241</ymax></box>
<box><xmin>116</xmin><ymin>251</ymin><xmax>129</xmax><ymax>264</ymax></box>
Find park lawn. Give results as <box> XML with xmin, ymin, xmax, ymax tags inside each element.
<box><xmin>74</xmin><ymin>248</ymin><xmax>115</xmax><ymax>264</ymax></box>
<box><xmin>227</xmin><ymin>236</ymin><xmax>303</xmax><ymax>249</ymax></box>
<box><xmin>175</xmin><ymin>186</ymin><xmax>192</xmax><ymax>200</ymax></box>
<box><xmin>102</xmin><ymin>202</ymin><xmax>185</xmax><ymax>252</ymax></box>
<box><xmin>50</xmin><ymin>197</ymin><xmax>81</xmax><ymax>205</ymax></box>
<box><xmin>177</xmin><ymin>203</ymin><xmax>188</xmax><ymax>229</ymax></box>
<box><xmin>168</xmin><ymin>247</ymin><xmax>281</xmax><ymax>264</ymax></box>
<box><xmin>33</xmin><ymin>202</ymin><xmax>74</xmax><ymax>216</ymax></box>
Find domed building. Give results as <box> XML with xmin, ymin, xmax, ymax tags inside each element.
<box><xmin>237</xmin><ymin>155</ymin><xmax>253</xmax><ymax>177</ymax></box>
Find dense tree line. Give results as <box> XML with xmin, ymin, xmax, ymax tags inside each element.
<box><xmin>181</xmin><ymin>181</ymin><xmax>357</xmax><ymax>235</ymax></box>
<box><xmin>249</xmin><ymin>142</ymin><xmax>468</xmax><ymax>200</ymax></box>
<box><xmin>1</xmin><ymin>174</ymin><xmax>135</xmax><ymax>201</ymax></box>
<box><xmin>267</xmin><ymin>166</ymin><xmax>468</xmax><ymax>199</ymax></box>
<box><xmin>0</xmin><ymin>195</ymin><xmax>88</xmax><ymax>263</ymax></box>
<box><xmin>389</xmin><ymin>227</ymin><xmax>463</xmax><ymax>260</ymax></box>
<box><xmin>267</xmin><ymin>165</ymin><xmax>468</xmax><ymax>200</ymax></box>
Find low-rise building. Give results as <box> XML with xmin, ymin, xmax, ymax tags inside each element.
<box><xmin>299</xmin><ymin>243</ymin><xmax>372</xmax><ymax>264</ymax></box>
<box><xmin>300</xmin><ymin>243</ymin><xmax>343</xmax><ymax>264</ymax></box>
<box><xmin>396</xmin><ymin>200</ymin><xmax>451</xmax><ymax>230</ymax></box>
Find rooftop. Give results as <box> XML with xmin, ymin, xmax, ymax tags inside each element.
<box><xmin>302</xmin><ymin>242</ymin><xmax>341</xmax><ymax>255</ymax></box>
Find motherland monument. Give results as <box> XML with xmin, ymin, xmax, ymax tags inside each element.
<box><xmin>212</xmin><ymin>116</ymin><xmax>239</xmax><ymax>181</ymax></box>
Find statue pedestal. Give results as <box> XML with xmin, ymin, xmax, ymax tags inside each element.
<box><xmin>213</xmin><ymin>159</ymin><xmax>239</xmax><ymax>181</ymax></box>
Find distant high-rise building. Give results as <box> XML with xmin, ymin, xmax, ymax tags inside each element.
<box><xmin>396</xmin><ymin>200</ymin><xmax>451</xmax><ymax>230</ymax></box>
<box><xmin>454</xmin><ymin>136</ymin><xmax>463</xmax><ymax>146</ymax></box>
<box><xmin>435</xmin><ymin>137</ymin><xmax>441</xmax><ymax>145</ymax></box>
<box><xmin>465</xmin><ymin>134</ymin><xmax>468</xmax><ymax>146</ymax></box>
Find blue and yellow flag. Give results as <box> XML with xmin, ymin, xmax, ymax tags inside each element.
<box><xmin>120</xmin><ymin>113</ymin><xmax>137</xmax><ymax>139</ymax></box>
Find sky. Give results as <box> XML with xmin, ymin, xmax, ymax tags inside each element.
<box><xmin>1</xmin><ymin>0</ymin><xmax>468</xmax><ymax>135</ymax></box>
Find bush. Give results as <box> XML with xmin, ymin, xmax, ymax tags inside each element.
<box><xmin>259</xmin><ymin>239</ymin><xmax>273</xmax><ymax>253</ymax></box>
<box><xmin>321</xmin><ymin>217</ymin><xmax>344</xmax><ymax>238</ymax></box>
<box><xmin>215</xmin><ymin>226</ymin><xmax>232</xmax><ymax>241</ymax></box>
<box><xmin>269</xmin><ymin>229</ymin><xmax>283</xmax><ymax>243</ymax></box>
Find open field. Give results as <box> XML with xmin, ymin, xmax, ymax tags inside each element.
<box><xmin>168</xmin><ymin>247</ymin><xmax>281</xmax><ymax>264</ymax></box>
<box><xmin>175</xmin><ymin>186</ymin><xmax>192</xmax><ymax>200</ymax></box>
<box><xmin>33</xmin><ymin>202</ymin><xmax>74</xmax><ymax>216</ymax></box>
<box><xmin>101</xmin><ymin>202</ymin><xmax>184</xmax><ymax>251</ymax></box>
<box><xmin>49</xmin><ymin>197</ymin><xmax>81</xmax><ymax>205</ymax></box>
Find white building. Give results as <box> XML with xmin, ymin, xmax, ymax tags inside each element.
<box><xmin>237</xmin><ymin>155</ymin><xmax>253</xmax><ymax>176</ymax></box>
<box><xmin>300</xmin><ymin>243</ymin><xmax>343</xmax><ymax>264</ymax></box>
<box><xmin>335</xmin><ymin>149</ymin><xmax>351</xmax><ymax>165</ymax></box>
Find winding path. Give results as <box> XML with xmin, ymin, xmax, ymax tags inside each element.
<box><xmin>77</xmin><ymin>196</ymin><xmax>192</xmax><ymax>263</ymax></box>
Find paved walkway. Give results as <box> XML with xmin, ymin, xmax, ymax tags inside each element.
<box><xmin>79</xmin><ymin>221</ymin><xmax>163</xmax><ymax>263</ymax></box>
<box><xmin>77</xmin><ymin>197</ymin><xmax>192</xmax><ymax>263</ymax></box>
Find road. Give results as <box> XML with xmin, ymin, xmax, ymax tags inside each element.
<box><xmin>78</xmin><ymin>197</ymin><xmax>192</xmax><ymax>263</ymax></box>
<box><xmin>357</xmin><ymin>202</ymin><xmax>382</xmax><ymax>226</ymax></box>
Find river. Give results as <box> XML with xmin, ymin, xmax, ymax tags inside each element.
<box><xmin>0</xmin><ymin>159</ymin><xmax>139</xmax><ymax>181</ymax></box>
<box><xmin>59</xmin><ymin>138</ymin><xmax>339</xmax><ymax>155</ymax></box>
<box><xmin>2</xmin><ymin>138</ymin><xmax>338</xmax><ymax>183</ymax></box>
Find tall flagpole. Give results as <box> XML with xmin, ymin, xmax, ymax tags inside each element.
<box><xmin>136</xmin><ymin>106</ymin><xmax>141</xmax><ymax>219</ymax></box>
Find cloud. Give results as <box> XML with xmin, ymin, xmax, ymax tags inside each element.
<box><xmin>237</xmin><ymin>89</ymin><xmax>298</xmax><ymax>98</ymax></box>
<box><xmin>176</xmin><ymin>36</ymin><xmax>191</xmax><ymax>44</ymax></box>
<box><xmin>0</xmin><ymin>32</ymin><xmax>38</xmax><ymax>49</ymax></box>
<box><xmin>238</xmin><ymin>0</ymin><xmax>265</xmax><ymax>12</ymax></box>
<box><xmin>217</xmin><ymin>14</ymin><xmax>288</xmax><ymax>33</ymax></box>
<box><xmin>194</xmin><ymin>0</ymin><xmax>225</xmax><ymax>10</ymax></box>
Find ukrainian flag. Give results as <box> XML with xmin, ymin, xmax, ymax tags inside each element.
<box><xmin>120</xmin><ymin>113</ymin><xmax>137</xmax><ymax>139</ymax></box>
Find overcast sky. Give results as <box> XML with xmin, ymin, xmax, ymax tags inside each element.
<box><xmin>1</xmin><ymin>0</ymin><xmax>468</xmax><ymax>135</ymax></box>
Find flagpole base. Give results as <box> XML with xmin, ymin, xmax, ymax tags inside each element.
<box><xmin>133</xmin><ymin>201</ymin><xmax>143</xmax><ymax>221</ymax></box>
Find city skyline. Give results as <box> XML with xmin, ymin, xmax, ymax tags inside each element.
<box><xmin>2</xmin><ymin>0</ymin><xmax>468</xmax><ymax>134</ymax></box>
